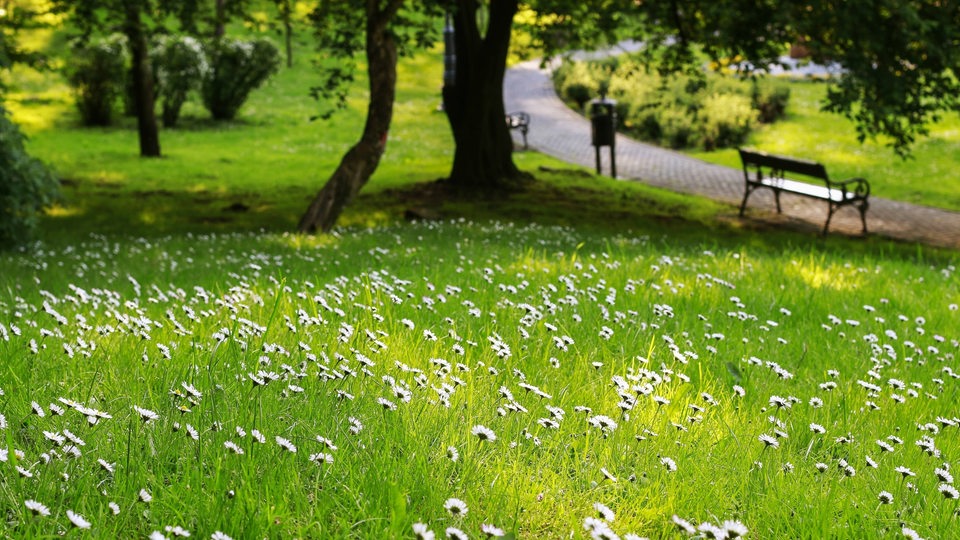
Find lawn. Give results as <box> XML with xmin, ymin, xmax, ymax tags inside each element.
<box><xmin>2</xmin><ymin>19</ymin><xmax>959</xmax><ymax>540</ymax></box>
<box><xmin>0</xmin><ymin>219</ymin><xmax>957</xmax><ymax>539</ymax></box>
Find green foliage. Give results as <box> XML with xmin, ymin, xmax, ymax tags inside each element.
<box><xmin>752</xmin><ymin>81</ymin><xmax>791</xmax><ymax>123</ymax></box>
<box><xmin>201</xmin><ymin>37</ymin><xmax>280</xmax><ymax>120</ymax></box>
<box><xmin>151</xmin><ymin>34</ymin><xmax>208</xmax><ymax>127</ymax></box>
<box><xmin>531</xmin><ymin>0</ymin><xmax>960</xmax><ymax>157</ymax></box>
<box><xmin>0</xmin><ymin>106</ymin><xmax>58</xmax><ymax>249</ymax></box>
<box><xmin>307</xmin><ymin>0</ymin><xmax>440</xmax><ymax>120</ymax></box>
<box><xmin>700</xmin><ymin>92</ymin><xmax>756</xmax><ymax>150</ymax></box>
<box><xmin>659</xmin><ymin>105</ymin><xmax>698</xmax><ymax>149</ymax></box>
<box><xmin>555</xmin><ymin>56</ymin><xmax>783</xmax><ymax>151</ymax></box>
<box><xmin>64</xmin><ymin>34</ymin><xmax>127</xmax><ymax>126</ymax></box>
<box><xmin>552</xmin><ymin>61</ymin><xmax>597</xmax><ymax>110</ymax></box>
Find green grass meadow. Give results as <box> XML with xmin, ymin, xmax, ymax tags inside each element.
<box><xmin>2</xmin><ymin>23</ymin><xmax>960</xmax><ymax>540</ymax></box>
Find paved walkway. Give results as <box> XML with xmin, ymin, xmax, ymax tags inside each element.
<box><xmin>504</xmin><ymin>59</ymin><xmax>960</xmax><ymax>250</ymax></box>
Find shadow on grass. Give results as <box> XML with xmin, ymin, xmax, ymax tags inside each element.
<box><xmin>37</xmin><ymin>164</ymin><xmax>956</xmax><ymax>265</ymax></box>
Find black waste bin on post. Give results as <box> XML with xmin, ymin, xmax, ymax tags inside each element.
<box><xmin>589</xmin><ymin>97</ymin><xmax>617</xmax><ymax>178</ymax></box>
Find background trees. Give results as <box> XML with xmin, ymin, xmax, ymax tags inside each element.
<box><xmin>530</xmin><ymin>0</ymin><xmax>960</xmax><ymax>157</ymax></box>
<box><xmin>298</xmin><ymin>0</ymin><xmax>439</xmax><ymax>233</ymax></box>
<box><xmin>5</xmin><ymin>1</ymin><xmax>960</xmax><ymax>239</ymax></box>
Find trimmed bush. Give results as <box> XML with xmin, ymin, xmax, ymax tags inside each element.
<box><xmin>201</xmin><ymin>38</ymin><xmax>280</xmax><ymax>120</ymax></box>
<box><xmin>753</xmin><ymin>82</ymin><xmax>791</xmax><ymax>123</ymax></box>
<box><xmin>659</xmin><ymin>106</ymin><xmax>698</xmax><ymax>149</ymax></box>
<box><xmin>152</xmin><ymin>35</ymin><xmax>209</xmax><ymax>127</ymax></box>
<box><xmin>65</xmin><ymin>34</ymin><xmax>128</xmax><ymax>126</ymax></box>
<box><xmin>0</xmin><ymin>107</ymin><xmax>58</xmax><ymax>249</ymax></box>
<box><xmin>700</xmin><ymin>93</ymin><xmax>757</xmax><ymax>150</ymax></box>
<box><xmin>554</xmin><ymin>54</ymin><xmax>791</xmax><ymax>151</ymax></box>
<box><xmin>553</xmin><ymin>61</ymin><xmax>598</xmax><ymax>111</ymax></box>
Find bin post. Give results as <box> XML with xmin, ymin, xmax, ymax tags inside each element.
<box><xmin>589</xmin><ymin>97</ymin><xmax>617</xmax><ymax>178</ymax></box>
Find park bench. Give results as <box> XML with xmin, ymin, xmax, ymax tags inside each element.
<box><xmin>506</xmin><ymin>111</ymin><xmax>530</xmax><ymax>149</ymax></box>
<box><xmin>738</xmin><ymin>148</ymin><xmax>870</xmax><ymax>235</ymax></box>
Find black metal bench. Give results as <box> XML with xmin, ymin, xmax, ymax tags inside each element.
<box><xmin>506</xmin><ymin>112</ymin><xmax>529</xmax><ymax>149</ymax></box>
<box><xmin>738</xmin><ymin>148</ymin><xmax>870</xmax><ymax>235</ymax></box>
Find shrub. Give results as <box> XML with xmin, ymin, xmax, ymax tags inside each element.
<box><xmin>554</xmin><ymin>60</ymin><xmax>599</xmax><ymax>110</ymax></box>
<box><xmin>0</xmin><ymin>107</ymin><xmax>58</xmax><ymax>249</ymax></box>
<box><xmin>65</xmin><ymin>34</ymin><xmax>128</xmax><ymax>126</ymax></box>
<box><xmin>700</xmin><ymin>93</ymin><xmax>757</xmax><ymax>150</ymax></box>
<box><xmin>555</xmin><ymin>53</ymin><xmax>791</xmax><ymax>151</ymax></box>
<box><xmin>201</xmin><ymin>38</ymin><xmax>280</xmax><ymax>120</ymax></box>
<box><xmin>659</xmin><ymin>106</ymin><xmax>698</xmax><ymax>149</ymax></box>
<box><xmin>152</xmin><ymin>35</ymin><xmax>209</xmax><ymax>127</ymax></box>
<box><xmin>564</xmin><ymin>83</ymin><xmax>593</xmax><ymax>111</ymax></box>
<box><xmin>753</xmin><ymin>82</ymin><xmax>791</xmax><ymax>123</ymax></box>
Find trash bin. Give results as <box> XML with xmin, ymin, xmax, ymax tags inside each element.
<box><xmin>589</xmin><ymin>98</ymin><xmax>617</xmax><ymax>147</ymax></box>
<box><xmin>589</xmin><ymin>97</ymin><xmax>617</xmax><ymax>177</ymax></box>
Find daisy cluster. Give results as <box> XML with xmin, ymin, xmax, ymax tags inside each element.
<box><xmin>0</xmin><ymin>221</ymin><xmax>956</xmax><ymax>538</ymax></box>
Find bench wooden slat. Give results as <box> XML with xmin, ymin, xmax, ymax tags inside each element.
<box><xmin>759</xmin><ymin>178</ymin><xmax>853</xmax><ymax>202</ymax></box>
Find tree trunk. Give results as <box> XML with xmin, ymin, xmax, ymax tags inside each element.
<box><xmin>282</xmin><ymin>0</ymin><xmax>294</xmax><ymax>67</ymax></box>
<box><xmin>214</xmin><ymin>0</ymin><xmax>226</xmax><ymax>38</ymax></box>
<box><xmin>124</xmin><ymin>1</ymin><xmax>161</xmax><ymax>158</ymax></box>
<box><xmin>444</xmin><ymin>0</ymin><xmax>522</xmax><ymax>192</ymax></box>
<box><xmin>297</xmin><ymin>1</ymin><xmax>401</xmax><ymax>233</ymax></box>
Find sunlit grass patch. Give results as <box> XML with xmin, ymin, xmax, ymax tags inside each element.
<box><xmin>0</xmin><ymin>221</ymin><xmax>957</xmax><ymax>538</ymax></box>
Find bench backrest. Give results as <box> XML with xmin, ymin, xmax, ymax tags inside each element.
<box><xmin>739</xmin><ymin>148</ymin><xmax>829</xmax><ymax>183</ymax></box>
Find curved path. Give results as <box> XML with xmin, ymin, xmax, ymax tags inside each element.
<box><xmin>504</xmin><ymin>59</ymin><xmax>960</xmax><ymax>250</ymax></box>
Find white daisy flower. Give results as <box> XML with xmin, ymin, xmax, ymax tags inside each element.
<box><xmin>444</xmin><ymin>497</ymin><xmax>468</xmax><ymax>516</ymax></box>
<box><xmin>25</xmin><ymin>499</ymin><xmax>50</xmax><ymax>516</ymax></box>
<box><xmin>66</xmin><ymin>509</ymin><xmax>91</xmax><ymax>529</ymax></box>
<box><xmin>445</xmin><ymin>526</ymin><xmax>469</xmax><ymax>540</ymax></box>
<box><xmin>593</xmin><ymin>502</ymin><xmax>615</xmax><ymax>522</ymax></box>
<box><xmin>471</xmin><ymin>425</ymin><xmax>496</xmax><ymax>441</ymax></box>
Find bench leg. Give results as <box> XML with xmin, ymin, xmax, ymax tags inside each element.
<box><xmin>773</xmin><ymin>190</ymin><xmax>782</xmax><ymax>214</ymax></box>
<box><xmin>738</xmin><ymin>186</ymin><xmax>753</xmax><ymax>217</ymax></box>
<box><xmin>859</xmin><ymin>202</ymin><xmax>869</xmax><ymax>235</ymax></box>
<box><xmin>823</xmin><ymin>204</ymin><xmax>836</xmax><ymax>236</ymax></box>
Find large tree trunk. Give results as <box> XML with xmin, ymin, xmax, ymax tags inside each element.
<box><xmin>444</xmin><ymin>0</ymin><xmax>522</xmax><ymax>191</ymax></box>
<box><xmin>124</xmin><ymin>1</ymin><xmax>161</xmax><ymax>158</ymax></box>
<box><xmin>297</xmin><ymin>1</ymin><xmax>401</xmax><ymax>233</ymax></box>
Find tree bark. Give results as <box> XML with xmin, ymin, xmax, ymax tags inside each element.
<box><xmin>124</xmin><ymin>1</ymin><xmax>161</xmax><ymax>158</ymax></box>
<box><xmin>444</xmin><ymin>0</ymin><xmax>522</xmax><ymax>192</ymax></box>
<box><xmin>214</xmin><ymin>0</ymin><xmax>226</xmax><ymax>38</ymax></box>
<box><xmin>297</xmin><ymin>0</ymin><xmax>401</xmax><ymax>233</ymax></box>
<box><xmin>281</xmin><ymin>0</ymin><xmax>294</xmax><ymax>67</ymax></box>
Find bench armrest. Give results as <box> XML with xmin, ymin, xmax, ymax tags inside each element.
<box><xmin>835</xmin><ymin>177</ymin><xmax>870</xmax><ymax>198</ymax></box>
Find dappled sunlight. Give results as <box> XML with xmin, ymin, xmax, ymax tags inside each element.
<box><xmin>263</xmin><ymin>232</ymin><xmax>340</xmax><ymax>251</ymax></box>
<box><xmin>338</xmin><ymin>209</ymin><xmax>393</xmax><ymax>229</ymax></box>
<box><xmin>138</xmin><ymin>210</ymin><xmax>158</xmax><ymax>225</ymax></box>
<box><xmin>786</xmin><ymin>258</ymin><xmax>860</xmax><ymax>291</ymax></box>
<box><xmin>44</xmin><ymin>204</ymin><xmax>83</xmax><ymax>218</ymax></box>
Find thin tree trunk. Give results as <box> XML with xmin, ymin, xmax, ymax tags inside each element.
<box><xmin>298</xmin><ymin>1</ymin><xmax>402</xmax><ymax>233</ymax></box>
<box><xmin>445</xmin><ymin>0</ymin><xmax>521</xmax><ymax>191</ymax></box>
<box><xmin>214</xmin><ymin>0</ymin><xmax>226</xmax><ymax>38</ymax></box>
<box><xmin>282</xmin><ymin>0</ymin><xmax>294</xmax><ymax>67</ymax></box>
<box><xmin>124</xmin><ymin>1</ymin><xmax>161</xmax><ymax>158</ymax></box>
